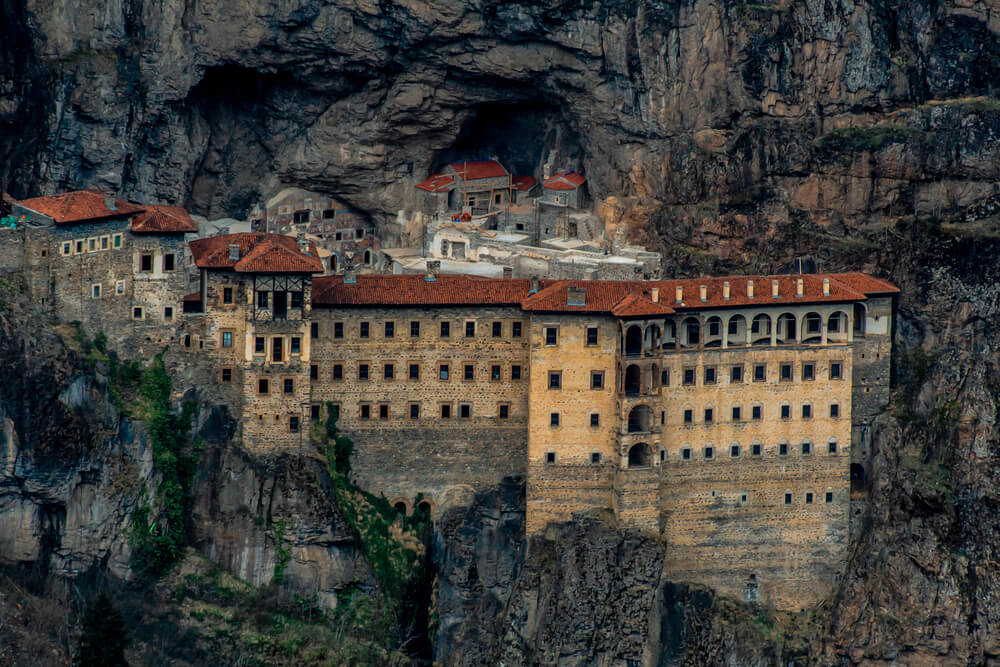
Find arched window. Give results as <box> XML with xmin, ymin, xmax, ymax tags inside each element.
<box><xmin>624</xmin><ymin>365</ymin><xmax>641</xmax><ymax>396</ymax></box>
<box><xmin>827</xmin><ymin>311</ymin><xmax>849</xmax><ymax>342</ymax></box>
<box><xmin>627</xmin><ymin>443</ymin><xmax>652</xmax><ymax>468</ymax></box>
<box><xmin>750</xmin><ymin>314</ymin><xmax>771</xmax><ymax>345</ymax></box>
<box><xmin>645</xmin><ymin>324</ymin><xmax>661</xmax><ymax>354</ymax></box>
<box><xmin>625</xmin><ymin>325</ymin><xmax>643</xmax><ymax>357</ymax></box>
<box><xmin>627</xmin><ymin>405</ymin><xmax>653</xmax><ymax>433</ymax></box>
<box><xmin>363</xmin><ymin>249</ymin><xmax>372</xmax><ymax>264</ymax></box>
<box><xmin>853</xmin><ymin>303</ymin><xmax>867</xmax><ymax>337</ymax></box>
<box><xmin>850</xmin><ymin>463</ymin><xmax>866</xmax><ymax>493</ymax></box>
<box><xmin>662</xmin><ymin>320</ymin><xmax>677</xmax><ymax>348</ymax></box>
<box><xmin>776</xmin><ymin>313</ymin><xmax>797</xmax><ymax>344</ymax></box>
<box><xmin>727</xmin><ymin>314</ymin><xmax>747</xmax><ymax>346</ymax></box>
<box><xmin>802</xmin><ymin>312</ymin><xmax>822</xmax><ymax>343</ymax></box>
<box><xmin>330</xmin><ymin>254</ymin><xmax>339</xmax><ymax>272</ymax></box>
<box><xmin>681</xmin><ymin>317</ymin><xmax>700</xmax><ymax>348</ymax></box>
<box><xmin>705</xmin><ymin>316</ymin><xmax>723</xmax><ymax>348</ymax></box>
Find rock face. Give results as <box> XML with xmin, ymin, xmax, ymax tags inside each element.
<box><xmin>2</xmin><ymin>0</ymin><xmax>999</xmax><ymax>240</ymax></box>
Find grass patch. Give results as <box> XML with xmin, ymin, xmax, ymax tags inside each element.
<box><xmin>814</xmin><ymin>123</ymin><xmax>925</xmax><ymax>155</ymax></box>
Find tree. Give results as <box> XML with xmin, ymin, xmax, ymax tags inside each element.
<box><xmin>76</xmin><ymin>590</ymin><xmax>129</xmax><ymax>667</ymax></box>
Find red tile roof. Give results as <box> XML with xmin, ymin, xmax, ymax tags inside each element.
<box><xmin>182</xmin><ymin>292</ymin><xmax>202</xmax><ymax>302</ymax></box>
<box><xmin>312</xmin><ymin>272</ymin><xmax>897</xmax><ymax>313</ymax></box>
<box><xmin>189</xmin><ymin>233</ymin><xmax>324</xmax><ymax>273</ymax></box>
<box><xmin>313</xmin><ymin>274</ymin><xmax>532</xmax><ymax>307</ymax></box>
<box><xmin>543</xmin><ymin>171</ymin><xmax>586</xmax><ymax>191</ymax></box>
<box><xmin>18</xmin><ymin>190</ymin><xmax>143</xmax><ymax>224</ymax></box>
<box><xmin>448</xmin><ymin>160</ymin><xmax>508</xmax><ymax>181</ymax></box>
<box><xmin>131</xmin><ymin>204</ymin><xmax>198</xmax><ymax>234</ymax></box>
<box><xmin>415</xmin><ymin>174</ymin><xmax>455</xmax><ymax>193</ymax></box>
<box><xmin>511</xmin><ymin>175</ymin><xmax>538</xmax><ymax>191</ymax></box>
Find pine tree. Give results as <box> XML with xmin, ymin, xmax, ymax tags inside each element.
<box><xmin>76</xmin><ymin>590</ymin><xmax>129</xmax><ymax>667</ymax></box>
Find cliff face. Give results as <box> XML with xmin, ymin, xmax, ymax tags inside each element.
<box><xmin>2</xmin><ymin>0</ymin><xmax>998</xmax><ymax>239</ymax></box>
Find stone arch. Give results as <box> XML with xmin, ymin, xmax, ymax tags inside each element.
<box><xmin>363</xmin><ymin>249</ymin><xmax>372</xmax><ymax>264</ymax></box>
<box><xmin>776</xmin><ymin>312</ymin><xmax>797</xmax><ymax>344</ymax></box>
<box><xmin>645</xmin><ymin>323</ymin><xmax>661</xmax><ymax>353</ymax></box>
<box><xmin>751</xmin><ymin>314</ymin><xmax>771</xmax><ymax>345</ymax></box>
<box><xmin>802</xmin><ymin>312</ymin><xmax>823</xmax><ymax>343</ymax></box>
<box><xmin>853</xmin><ymin>302</ymin><xmax>867</xmax><ymax>337</ymax></box>
<box><xmin>330</xmin><ymin>253</ymin><xmax>339</xmax><ymax>273</ymax></box>
<box><xmin>681</xmin><ymin>317</ymin><xmax>700</xmax><ymax>348</ymax></box>
<box><xmin>625</xmin><ymin>325</ymin><xmax>643</xmax><ymax>357</ymax></box>
<box><xmin>850</xmin><ymin>463</ymin><xmax>867</xmax><ymax>493</ymax></box>
<box><xmin>627</xmin><ymin>405</ymin><xmax>654</xmax><ymax>433</ymax></box>
<box><xmin>624</xmin><ymin>364</ymin><xmax>641</xmax><ymax>396</ymax></box>
<box><xmin>705</xmin><ymin>316</ymin><xmax>723</xmax><ymax>347</ymax></box>
<box><xmin>390</xmin><ymin>497</ymin><xmax>410</xmax><ymax>515</ymax></box>
<box><xmin>727</xmin><ymin>314</ymin><xmax>747</xmax><ymax>346</ymax></box>
<box><xmin>827</xmin><ymin>311</ymin><xmax>849</xmax><ymax>342</ymax></box>
<box><xmin>627</xmin><ymin>443</ymin><xmax>652</xmax><ymax>468</ymax></box>
<box><xmin>663</xmin><ymin>319</ymin><xmax>677</xmax><ymax>348</ymax></box>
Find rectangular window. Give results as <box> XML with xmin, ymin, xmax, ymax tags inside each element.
<box><xmin>334</xmin><ymin>322</ymin><xmax>344</xmax><ymax>339</ymax></box>
<box><xmin>385</xmin><ymin>321</ymin><xmax>394</xmax><ymax>338</ymax></box>
<box><xmin>290</xmin><ymin>292</ymin><xmax>303</xmax><ymax>309</ymax></box>
<box><xmin>802</xmin><ymin>441</ymin><xmax>812</xmax><ymax>455</ymax></box>
<box><xmin>780</xmin><ymin>363</ymin><xmax>792</xmax><ymax>381</ymax></box>
<box><xmin>803</xmin><ymin>362</ymin><xmax>815</xmax><ymax>381</ymax></box>
<box><xmin>409</xmin><ymin>364</ymin><xmax>420</xmax><ymax>380</ymax></box>
<box><xmin>459</xmin><ymin>404</ymin><xmax>471</xmax><ymax>419</ymax></box>
<box><xmin>704</xmin><ymin>367</ymin><xmax>717</xmax><ymax>385</ymax></box>
<box><xmin>754</xmin><ymin>364</ymin><xmax>766</xmax><ymax>382</ymax></box>
<box><xmin>379</xmin><ymin>404</ymin><xmax>389</xmax><ymax>420</ymax></box>
<box><xmin>548</xmin><ymin>371</ymin><xmax>561</xmax><ymax>389</ymax></box>
<box><xmin>752</xmin><ymin>405</ymin><xmax>762</xmax><ymax>420</ymax></box>
<box><xmin>76</xmin><ymin>240</ymin><xmax>84</xmax><ymax>254</ymax></box>
<box><xmin>590</xmin><ymin>414</ymin><xmax>600</xmax><ymax>427</ymax></box>
<box><xmin>410</xmin><ymin>321</ymin><xmax>420</xmax><ymax>337</ymax></box>
<box><xmin>732</xmin><ymin>406</ymin><xmax>741</xmax><ymax>421</ymax></box>
<box><xmin>550</xmin><ymin>413</ymin><xmax>560</xmax><ymax>427</ymax></box>
<box><xmin>360</xmin><ymin>404</ymin><xmax>370</xmax><ymax>421</ymax></box>
<box><xmin>829</xmin><ymin>441</ymin><xmax>838</xmax><ymax>454</ymax></box>
<box><xmin>61</xmin><ymin>242</ymin><xmax>71</xmax><ymax>256</ymax></box>
<box><xmin>410</xmin><ymin>404</ymin><xmax>420</xmax><ymax>420</ymax></box>
<box><xmin>730</xmin><ymin>444</ymin><xmax>741</xmax><ymax>458</ymax></box>
<box><xmin>132</xmin><ymin>306</ymin><xmax>143</xmax><ymax>320</ymax></box>
<box><xmin>704</xmin><ymin>408</ymin><xmax>713</xmax><ymax>423</ymax></box>
<box><xmin>284</xmin><ymin>378</ymin><xmax>294</xmax><ymax>394</ymax></box>
<box><xmin>311</xmin><ymin>404</ymin><xmax>320</xmax><ymax>420</ymax></box>
<box><xmin>591</xmin><ymin>371</ymin><xmax>605</xmax><ymax>390</ymax></box>
<box><xmin>779</xmin><ymin>443</ymin><xmax>789</xmax><ymax>456</ymax></box>
<box><xmin>544</xmin><ymin>327</ymin><xmax>558</xmax><ymax>346</ymax></box>
<box><xmin>223</xmin><ymin>287</ymin><xmax>233</xmax><ymax>304</ymax></box>
<box><xmin>116</xmin><ymin>280</ymin><xmax>125</xmax><ymax>295</ymax></box>
<box><xmin>221</xmin><ymin>331</ymin><xmax>233</xmax><ymax>348</ymax></box>
<box><xmin>591</xmin><ymin>453</ymin><xmax>602</xmax><ymax>464</ymax></box>
<box><xmin>439</xmin><ymin>364</ymin><xmax>449</xmax><ymax>380</ymax></box>
<box><xmin>830</xmin><ymin>403</ymin><xmax>840</xmax><ymax>418</ymax></box>
<box><xmin>826</xmin><ymin>492</ymin><xmax>834</xmax><ymax>503</ymax></box>
<box><xmin>751</xmin><ymin>443</ymin><xmax>762</xmax><ymax>456</ymax></box>
<box><xmin>92</xmin><ymin>284</ymin><xmax>102</xmax><ymax>298</ymax></box>
<box><xmin>310</xmin><ymin>364</ymin><xmax>318</xmax><ymax>380</ymax></box>
<box><xmin>684</xmin><ymin>409</ymin><xmax>693</xmax><ymax>424</ymax></box>
<box><xmin>255</xmin><ymin>337</ymin><xmax>265</xmax><ymax>354</ymax></box>
<box><xmin>499</xmin><ymin>404</ymin><xmax>509</xmax><ymax>419</ymax></box>
<box><xmin>358</xmin><ymin>363</ymin><xmax>369</xmax><ymax>380</ymax></box>
<box><xmin>360</xmin><ymin>322</ymin><xmax>370</xmax><ymax>339</ymax></box>
<box><xmin>545</xmin><ymin>452</ymin><xmax>556</xmax><ymax>464</ymax></box>
<box><xmin>511</xmin><ymin>365</ymin><xmax>522</xmax><ymax>380</ymax></box>
<box><xmin>586</xmin><ymin>327</ymin><xmax>598</xmax><ymax>346</ymax></box>
<box><xmin>140</xmin><ymin>254</ymin><xmax>153</xmax><ymax>271</ymax></box>
<box><xmin>802</xmin><ymin>404</ymin><xmax>812</xmax><ymax>419</ymax></box>
<box><xmin>384</xmin><ymin>363</ymin><xmax>394</xmax><ymax>380</ymax></box>
<box><xmin>730</xmin><ymin>365</ymin><xmax>743</xmax><ymax>383</ymax></box>
<box><xmin>682</xmin><ymin>448</ymin><xmax>691</xmax><ymax>460</ymax></box>
<box><xmin>290</xmin><ymin>337</ymin><xmax>301</xmax><ymax>355</ymax></box>
<box><xmin>831</xmin><ymin>362</ymin><xmax>843</xmax><ymax>379</ymax></box>
<box><xmin>491</xmin><ymin>365</ymin><xmax>501</xmax><ymax>381</ymax></box>
<box><xmin>289</xmin><ymin>416</ymin><xmax>300</xmax><ymax>433</ymax></box>
<box><xmin>781</xmin><ymin>404</ymin><xmax>790</xmax><ymax>419</ymax></box>
<box><xmin>441</xmin><ymin>404</ymin><xmax>451</xmax><ymax>419</ymax></box>
<box><xmin>258</xmin><ymin>379</ymin><xmax>269</xmax><ymax>394</ymax></box>
<box><xmin>512</xmin><ymin>322</ymin><xmax>522</xmax><ymax>338</ymax></box>
<box><xmin>272</xmin><ymin>337</ymin><xmax>283</xmax><ymax>362</ymax></box>
<box><xmin>100</xmin><ymin>236</ymin><xmax>109</xmax><ymax>250</ymax></box>
<box><xmin>683</xmin><ymin>368</ymin><xmax>695</xmax><ymax>386</ymax></box>
<box><xmin>492</xmin><ymin>322</ymin><xmax>502</xmax><ymax>337</ymax></box>
<box><xmin>311</xmin><ymin>322</ymin><xmax>319</xmax><ymax>339</ymax></box>
<box><xmin>465</xmin><ymin>321</ymin><xmax>476</xmax><ymax>338</ymax></box>
<box><xmin>257</xmin><ymin>291</ymin><xmax>269</xmax><ymax>308</ymax></box>
<box><xmin>661</xmin><ymin>369</ymin><xmax>670</xmax><ymax>386</ymax></box>
<box><xmin>163</xmin><ymin>253</ymin><xmax>175</xmax><ymax>271</ymax></box>
<box><xmin>785</xmin><ymin>493</ymin><xmax>792</xmax><ymax>505</ymax></box>
<box><xmin>221</xmin><ymin>368</ymin><xmax>232</xmax><ymax>383</ymax></box>
<box><xmin>333</xmin><ymin>364</ymin><xmax>343</xmax><ymax>380</ymax></box>
<box><xmin>113</xmin><ymin>234</ymin><xmax>122</xmax><ymax>248</ymax></box>
<box><xmin>440</xmin><ymin>321</ymin><xmax>451</xmax><ymax>338</ymax></box>
<box><xmin>464</xmin><ymin>364</ymin><xmax>474</xmax><ymax>381</ymax></box>
<box><xmin>704</xmin><ymin>446</ymin><xmax>714</xmax><ymax>460</ymax></box>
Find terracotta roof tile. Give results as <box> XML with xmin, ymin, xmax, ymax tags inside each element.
<box><xmin>543</xmin><ymin>171</ymin><xmax>586</xmax><ymax>191</ymax></box>
<box><xmin>313</xmin><ymin>274</ymin><xmax>532</xmax><ymax>306</ymax></box>
<box><xmin>611</xmin><ymin>293</ymin><xmax>676</xmax><ymax>317</ymax></box>
<box><xmin>18</xmin><ymin>190</ymin><xmax>143</xmax><ymax>224</ymax></box>
<box><xmin>511</xmin><ymin>175</ymin><xmax>538</xmax><ymax>191</ymax></box>
<box><xmin>189</xmin><ymin>233</ymin><xmax>323</xmax><ymax>273</ymax></box>
<box><xmin>827</xmin><ymin>272</ymin><xmax>900</xmax><ymax>295</ymax></box>
<box><xmin>415</xmin><ymin>174</ymin><xmax>455</xmax><ymax>192</ymax></box>
<box><xmin>131</xmin><ymin>204</ymin><xmax>198</xmax><ymax>234</ymax></box>
<box><xmin>448</xmin><ymin>160</ymin><xmax>508</xmax><ymax>181</ymax></box>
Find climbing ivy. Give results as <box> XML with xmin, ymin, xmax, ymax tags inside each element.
<box><xmin>272</xmin><ymin>519</ymin><xmax>291</xmax><ymax>584</ymax></box>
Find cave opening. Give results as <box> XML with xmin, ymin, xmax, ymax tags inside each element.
<box><xmin>431</xmin><ymin>101</ymin><xmax>581</xmax><ymax>180</ymax></box>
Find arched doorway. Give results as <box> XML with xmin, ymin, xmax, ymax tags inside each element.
<box><xmin>625</xmin><ymin>325</ymin><xmax>643</xmax><ymax>357</ymax></box>
<box><xmin>727</xmin><ymin>314</ymin><xmax>747</xmax><ymax>346</ymax></box>
<box><xmin>850</xmin><ymin>463</ymin><xmax>866</xmax><ymax>492</ymax></box>
<box><xmin>802</xmin><ymin>312</ymin><xmax>822</xmax><ymax>343</ymax></box>
<box><xmin>624</xmin><ymin>365</ymin><xmax>641</xmax><ymax>396</ymax></box>
<box><xmin>681</xmin><ymin>317</ymin><xmax>700</xmax><ymax>348</ymax></box>
<box><xmin>627</xmin><ymin>443</ymin><xmax>652</xmax><ymax>468</ymax></box>
<box><xmin>776</xmin><ymin>313</ymin><xmax>797</xmax><ymax>344</ymax></box>
<box><xmin>751</xmin><ymin>314</ymin><xmax>771</xmax><ymax>345</ymax></box>
<box><xmin>853</xmin><ymin>303</ymin><xmax>867</xmax><ymax>337</ymax></box>
<box><xmin>627</xmin><ymin>405</ymin><xmax>653</xmax><ymax>433</ymax></box>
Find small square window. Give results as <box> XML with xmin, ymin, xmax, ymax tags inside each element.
<box><xmin>803</xmin><ymin>363</ymin><xmax>815</xmax><ymax>381</ymax></box>
<box><xmin>379</xmin><ymin>404</ymin><xmax>389</xmax><ymax>420</ymax></box>
<box><xmin>586</xmin><ymin>327</ymin><xmax>598</xmax><ymax>346</ymax></box>
<box><xmin>730</xmin><ymin>365</ymin><xmax>743</xmax><ymax>383</ymax></box>
<box><xmin>704</xmin><ymin>367</ymin><xmax>717</xmax><ymax>385</ymax></box>
<box><xmin>384</xmin><ymin>363</ymin><xmax>394</xmax><ymax>380</ymax></box>
<box><xmin>333</xmin><ymin>364</ymin><xmax>343</xmax><ymax>380</ymax></box>
<box><xmin>221</xmin><ymin>331</ymin><xmax>232</xmax><ymax>348</ymax></box>
<box><xmin>802</xmin><ymin>441</ymin><xmax>812</xmax><ymax>455</ymax></box>
<box><xmin>440</xmin><ymin>321</ymin><xmax>451</xmax><ymax>338</ymax></box>
<box><xmin>730</xmin><ymin>445</ymin><xmax>740</xmax><ymax>457</ymax></box>
<box><xmin>683</xmin><ymin>368</ymin><xmax>695</xmax><ymax>386</ymax></box>
<box><xmin>360</xmin><ymin>405</ymin><xmax>371</xmax><ymax>420</ymax></box>
<box><xmin>334</xmin><ymin>322</ymin><xmax>344</xmax><ymax>339</ymax></box>
<box><xmin>290</xmin><ymin>337</ymin><xmax>301</xmax><ymax>355</ymax></box>
<box><xmin>255</xmin><ymin>337</ymin><xmax>266</xmax><ymax>354</ymax></box>
<box><xmin>112</xmin><ymin>234</ymin><xmax>122</xmax><ymax>248</ymax></box>
<box><xmin>492</xmin><ymin>365</ymin><xmax>501</xmax><ymax>381</ymax></box>
<box><xmin>780</xmin><ymin>363</ymin><xmax>792</xmax><ymax>381</ymax></box>
<box><xmin>828</xmin><ymin>441</ymin><xmax>838</xmax><ymax>454</ymax></box>
<box><xmin>751</xmin><ymin>443</ymin><xmax>762</xmax><ymax>456</ymax></box>
<box><xmin>591</xmin><ymin>371</ymin><xmax>604</xmax><ymax>390</ymax></box>
<box><xmin>140</xmin><ymin>254</ymin><xmax>153</xmax><ymax>271</ymax></box>
<box><xmin>682</xmin><ymin>448</ymin><xmax>691</xmax><ymax>460</ymax></box>
<box><xmin>76</xmin><ymin>240</ymin><xmax>84</xmax><ymax>253</ymax></box>
<box><xmin>283</xmin><ymin>378</ymin><xmax>294</xmax><ymax>394</ymax></box>
<box><xmin>410</xmin><ymin>404</ymin><xmax>420</xmax><ymax>420</ymax></box>
<box><xmin>784</xmin><ymin>493</ymin><xmax>792</xmax><ymax>505</ymax></box>
<box><xmin>826</xmin><ymin>492</ymin><xmax>834</xmax><ymax>503</ymax></box>
<box><xmin>310</xmin><ymin>364</ymin><xmax>318</xmax><ymax>380</ymax></box>
<box><xmin>591</xmin><ymin>452</ymin><xmax>602</xmax><ymax>464</ymax></box>
<box><xmin>223</xmin><ymin>287</ymin><xmax>233</xmax><ymax>304</ymax></box>
<box><xmin>732</xmin><ymin>406</ymin><xmax>741</xmax><ymax>421</ymax></box>
<box><xmin>441</xmin><ymin>404</ymin><xmax>452</xmax><ymax>419</ymax></box>
<box><xmin>410</xmin><ymin>321</ymin><xmax>420</xmax><ymax>337</ymax></box>
<box><xmin>465</xmin><ymin>321</ymin><xmax>475</xmax><ymax>338</ymax></box>
<box><xmin>132</xmin><ymin>306</ymin><xmax>143</xmax><ymax>320</ymax></box>
<box><xmin>548</xmin><ymin>371</ymin><xmax>561</xmax><ymax>389</ymax></box>
<box><xmin>802</xmin><ymin>404</ymin><xmax>812</xmax><ymax>419</ymax></box>
<box><xmin>409</xmin><ymin>364</ymin><xmax>420</xmax><ymax>380</ymax></box>
<box><xmin>780</xmin><ymin>404</ymin><xmax>790</xmax><ymax>419</ymax></box>
<box><xmin>704</xmin><ymin>446</ymin><xmax>714</xmax><ymax>460</ymax></box>
<box><xmin>752</xmin><ymin>405</ymin><xmax>762</xmax><ymax>420</ymax></box>
<box><xmin>459</xmin><ymin>403</ymin><xmax>471</xmax><ymax>419</ymax></box>
<box><xmin>289</xmin><ymin>416</ymin><xmax>300</xmax><ymax>433</ymax></box>
<box><xmin>100</xmin><ymin>236</ymin><xmax>109</xmax><ymax>250</ymax></box>
<box><xmin>753</xmin><ymin>364</ymin><xmax>766</xmax><ymax>382</ymax></box>
<box><xmin>831</xmin><ymin>362</ymin><xmax>843</xmax><ymax>379</ymax></box>
<box><xmin>545</xmin><ymin>452</ymin><xmax>556</xmax><ymax>464</ymax></box>
<box><xmin>779</xmin><ymin>443</ymin><xmax>789</xmax><ymax>456</ymax></box>
<box><xmin>684</xmin><ymin>409</ymin><xmax>693</xmax><ymax>424</ymax></box>
<box><xmin>385</xmin><ymin>321</ymin><xmax>395</xmax><ymax>338</ymax></box>
<box><xmin>258</xmin><ymin>379</ymin><xmax>269</xmax><ymax>394</ymax></box>
<box><xmin>359</xmin><ymin>364</ymin><xmax>369</xmax><ymax>380</ymax></box>
<box><xmin>544</xmin><ymin>327</ymin><xmax>558</xmax><ymax>345</ymax></box>
<box><xmin>512</xmin><ymin>322</ymin><xmax>522</xmax><ymax>338</ymax></box>
<box><xmin>550</xmin><ymin>413</ymin><xmax>560</xmax><ymax>427</ymax></box>
<box><xmin>360</xmin><ymin>322</ymin><xmax>370</xmax><ymax>338</ymax></box>
<box><xmin>741</xmin><ymin>493</ymin><xmax>748</xmax><ymax>504</ymax></box>
<box><xmin>221</xmin><ymin>368</ymin><xmax>232</xmax><ymax>383</ymax></box>
<box><xmin>498</xmin><ymin>404</ymin><xmax>509</xmax><ymax>419</ymax></box>
<box><xmin>464</xmin><ymin>364</ymin><xmax>474</xmax><ymax>381</ymax></box>
<box><xmin>511</xmin><ymin>365</ymin><xmax>522</xmax><ymax>381</ymax></box>
<box><xmin>492</xmin><ymin>321</ymin><xmax>502</xmax><ymax>337</ymax></box>
<box><xmin>805</xmin><ymin>492</ymin><xmax>814</xmax><ymax>504</ymax></box>
<box><xmin>830</xmin><ymin>403</ymin><xmax>840</xmax><ymax>418</ymax></box>
<box><xmin>92</xmin><ymin>284</ymin><xmax>102</xmax><ymax>298</ymax></box>
<box><xmin>704</xmin><ymin>408</ymin><xmax>713</xmax><ymax>423</ymax></box>
<box><xmin>590</xmin><ymin>414</ymin><xmax>600</xmax><ymax>427</ymax></box>
<box><xmin>440</xmin><ymin>364</ymin><xmax>450</xmax><ymax>380</ymax></box>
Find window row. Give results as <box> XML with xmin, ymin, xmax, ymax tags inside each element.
<box><xmin>346</xmin><ymin>401</ymin><xmax>517</xmax><ymax>421</ymax></box>
<box><xmin>676</xmin><ymin>439</ymin><xmax>840</xmax><ymax>460</ymax></box>
<box><xmin>312</xmin><ymin>362</ymin><xmax>526</xmax><ymax>383</ymax></box>
<box><xmin>89</xmin><ymin>280</ymin><xmax>129</xmax><ymax>299</ymax></box>
<box><xmin>59</xmin><ymin>233</ymin><xmax>124</xmax><ymax>256</ymax></box>
<box><xmin>234</xmin><ymin>335</ymin><xmax>304</xmax><ymax>361</ymax></box>
<box><xmin>672</xmin><ymin>360</ymin><xmax>845</xmax><ymax>387</ymax></box>
<box><xmin>324</xmin><ymin>319</ymin><xmax>525</xmax><ymax>340</ymax></box>
<box><xmin>677</xmin><ymin>402</ymin><xmax>841</xmax><ymax>425</ymax></box>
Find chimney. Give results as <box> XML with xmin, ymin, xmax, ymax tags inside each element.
<box><xmin>344</xmin><ymin>269</ymin><xmax>357</xmax><ymax>284</ymax></box>
<box><xmin>747</xmin><ymin>280</ymin><xmax>754</xmax><ymax>298</ymax></box>
<box><xmin>296</xmin><ymin>232</ymin><xmax>309</xmax><ymax>255</ymax></box>
<box><xmin>650</xmin><ymin>287</ymin><xmax>659</xmax><ymax>303</ymax></box>
<box><xmin>426</xmin><ymin>259</ymin><xmax>440</xmax><ymax>282</ymax></box>
<box><xmin>823</xmin><ymin>278</ymin><xmax>830</xmax><ymax>296</ymax></box>
<box><xmin>104</xmin><ymin>192</ymin><xmax>117</xmax><ymax>212</ymax></box>
<box><xmin>699</xmin><ymin>285</ymin><xmax>707</xmax><ymax>302</ymax></box>
<box><xmin>796</xmin><ymin>278</ymin><xmax>804</xmax><ymax>297</ymax></box>
<box><xmin>675</xmin><ymin>285</ymin><xmax>683</xmax><ymax>303</ymax></box>
<box><xmin>723</xmin><ymin>281</ymin><xmax>730</xmax><ymax>300</ymax></box>
<box><xmin>530</xmin><ymin>277</ymin><xmax>539</xmax><ymax>293</ymax></box>
<box><xmin>567</xmin><ymin>286</ymin><xmax>586</xmax><ymax>306</ymax></box>
<box><xmin>503</xmin><ymin>266</ymin><xmax>513</xmax><ymax>280</ymax></box>
<box><xmin>771</xmin><ymin>279</ymin><xmax>779</xmax><ymax>298</ymax></box>
<box><xmin>228</xmin><ymin>244</ymin><xmax>240</xmax><ymax>261</ymax></box>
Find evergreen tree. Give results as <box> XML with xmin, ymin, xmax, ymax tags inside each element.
<box><xmin>76</xmin><ymin>590</ymin><xmax>129</xmax><ymax>667</ymax></box>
